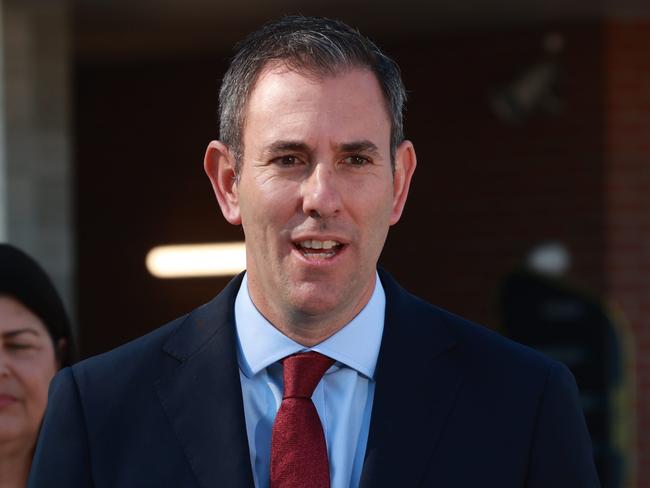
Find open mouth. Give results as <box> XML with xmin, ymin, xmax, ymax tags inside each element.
<box><xmin>295</xmin><ymin>239</ymin><xmax>344</xmax><ymax>260</ymax></box>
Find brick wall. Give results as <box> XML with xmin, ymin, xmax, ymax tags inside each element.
<box><xmin>604</xmin><ymin>20</ymin><xmax>650</xmax><ymax>488</ymax></box>
<box><xmin>381</xmin><ymin>25</ymin><xmax>608</xmax><ymax>328</ymax></box>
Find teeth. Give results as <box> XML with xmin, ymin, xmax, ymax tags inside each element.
<box><xmin>300</xmin><ymin>240</ymin><xmax>339</xmax><ymax>250</ymax></box>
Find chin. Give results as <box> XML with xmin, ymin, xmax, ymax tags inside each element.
<box><xmin>288</xmin><ymin>290</ymin><xmax>342</xmax><ymax>317</ymax></box>
<box><xmin>294</xmin><ymin>296</ymin><xmax>338</xmax><ymax>314</ymax></box>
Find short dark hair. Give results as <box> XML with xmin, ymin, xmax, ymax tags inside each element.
<box><xmin>219</xmin><ymin>15</ymin><xmax>407</xmax><ymax>172</ymax></box>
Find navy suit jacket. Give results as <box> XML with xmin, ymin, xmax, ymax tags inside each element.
<box><xmin>29</xmin><ymin>270</ymin><xmax>600</xmax><ymax>487</ymax></box>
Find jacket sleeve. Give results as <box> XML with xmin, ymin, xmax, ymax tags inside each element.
<box><xmin>28</xmin><ymin>367</ymin><xmax>94</xmax><ymax>487</ymax></box>
<box><xmin>526</xmin><ymin>362</ymin><xmax>601</xmax><ymax>487</ymax></box>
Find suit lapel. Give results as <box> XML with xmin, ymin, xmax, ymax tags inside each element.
<box><xmin>152</xmin><ymin>270</ymin><xmax>462</xmax><ymax>487</ymax></box>
<box><xmin>155</xmin><ymin>274</ymin><xmax>255</xmax><ymax>488</ymax></box>
<box><xmin>360</xmin><ymin>270</ymin><xmax>464</xmax><ymax>488</ymax></box>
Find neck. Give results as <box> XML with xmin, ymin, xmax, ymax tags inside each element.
<box><xmin>270</xmin><ymin>314</ymin><xmax>350</xmax><ymax>347</ymax></box>
<box><xmin>0</xmin><ymin>439</ymin><xmax>32</xmax><ymax>488</ymax></box>
<box><xmin>247</xmin><ymin>274</ymin><xmax>376</xmax><ymax>347</ymax></box>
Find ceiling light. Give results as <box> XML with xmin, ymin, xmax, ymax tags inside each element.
<box><xmin>146</xmin><ymin>242</ymin><xmax>246</xmax><ymax>278</ymax></box>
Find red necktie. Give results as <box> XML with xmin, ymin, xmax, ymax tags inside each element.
<box><xmin>270</xmin><ymin>351</ymin><xmax>335</xmax><ymax>488</ymax></box>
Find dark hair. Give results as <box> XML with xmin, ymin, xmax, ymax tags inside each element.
<box><xmin>219</xmin><ymin>15</ymin><xmax>407</xmax><ymax>172</ymax></box>
<box><xmin>0</xmin><ymin>243</ymin><xmax>77</xmax><ymax>367</ymax></box>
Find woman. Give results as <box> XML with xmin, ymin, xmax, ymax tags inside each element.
<box><xmin>0</xmin><ymin>244</ymin><xmax>75</xmax><ymax>487</ymax></box>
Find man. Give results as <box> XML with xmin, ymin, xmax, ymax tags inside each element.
<box><xmin>29</xmin><ymin>16</ymin><xmax>599</xmax><ymax>488</ymax></box>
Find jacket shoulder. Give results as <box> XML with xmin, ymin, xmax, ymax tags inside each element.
<box><xmin>380</xmin><ymin>268</ymin><xmax>563</xmax><ymax>383</ymax></box>
<box><xmin>70</xmin><ymin>314</ymin><xmax>187</xmax><ymax>390</ymax></box>
<box><xmin>69</xmin><ymin>272</ymin><xmax>244</xmax><ymax>391</ymax></box>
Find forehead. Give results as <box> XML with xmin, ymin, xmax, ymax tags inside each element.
<box><xmin>242</xmin><ymin>64</ymin><xmax>391</xmax><ymax>149</ymax></box>
<box><xmin>0</xmin><ymin>295</ymin><xmax>48</xmax><ymax>336</ymax></box>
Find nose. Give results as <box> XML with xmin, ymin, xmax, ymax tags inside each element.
<box><xmin>301</xmin><ymin>163</ymin><xmax>342</xmax><ymax>219</ymax></box>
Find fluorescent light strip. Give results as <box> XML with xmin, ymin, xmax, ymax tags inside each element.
<box><xmin>146</xmin><ymin>242</ymin><xmax>246</xmax><ymax>278</ymax></box>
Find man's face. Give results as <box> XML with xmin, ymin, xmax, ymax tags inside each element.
<box><xmin>209</xmin><ymin>65</ymin><xmax>415</xmax><ymax>332</ymax></box>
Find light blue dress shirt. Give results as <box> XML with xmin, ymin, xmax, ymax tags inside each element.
<box><xmin>234</xmin><ymin>272</ymin><xmax>385</xmax><ymax>488</ymax></box>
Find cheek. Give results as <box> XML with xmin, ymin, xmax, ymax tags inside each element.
<box><xmin>20</xmin><ymin>357</ymin><xmax>58</xmax><ymax>412</ymax></box>
<box><xmin>241</xmin><ymin>184</ymin><xmax>299</xmax><ymax>228</ymax></box>
<box><xmin>356</xmin><ymin>195</ymin><xmax>394</xmax><ymax>250</ymax></box>
<box><xmin>352</xmin><ymin>184</ymin><xmax>394</xmax><ymax>221</ymax></box>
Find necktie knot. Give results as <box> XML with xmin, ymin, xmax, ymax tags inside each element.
<box><xmin>281</xmin><ymin>351</ymin><xmax>335</xmax><ymax>399</ymax></box>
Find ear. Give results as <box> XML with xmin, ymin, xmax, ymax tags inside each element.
<box><xmin>204</xmin><ymin>140</ymin><xmax>242</xmax><ymax>225</ymax></box>
<box><xmin>390</xmin><ymin>140</ymin><xmax>417</xmax><ymax>225</ymax></box>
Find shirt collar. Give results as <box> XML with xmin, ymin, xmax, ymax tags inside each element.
<box><xmin>234</xmin><ymin>272</ymin><xmax>385</xmax><ymax>380</ymax></box>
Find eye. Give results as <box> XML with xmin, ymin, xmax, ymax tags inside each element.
<box><xmin>342</xmin><ymin>155</ymin><xmax>370</xmax><ymax>167</ymax></box>
<box><xmin>272</xmin><ymin>155</ymin><xmax>302</xmax><ymax>167</ymax></box>
<box><xmin>6</xmin><ymin>343</ymin><xmax>34</xmax><ymax>351</ymax></box>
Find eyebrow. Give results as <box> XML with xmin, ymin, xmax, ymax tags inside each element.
<box><xmin>262</xmin><ymin>139</ymin><xmax>380</xmax><ymax>157</ymax></box>
<box><xmin>3</xmin><ymin>328</ymin><xmax>41</xmax><ymax>339</ymax></box>
<box><xmin>338</xmin><ymin>140</ymin><xmax>380</xmax><ymax>156</ymax></box>
<box><xmin>263</xmin><ymin>140</ymin><xmax>311</xmax><ymax>157</ymax></box>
